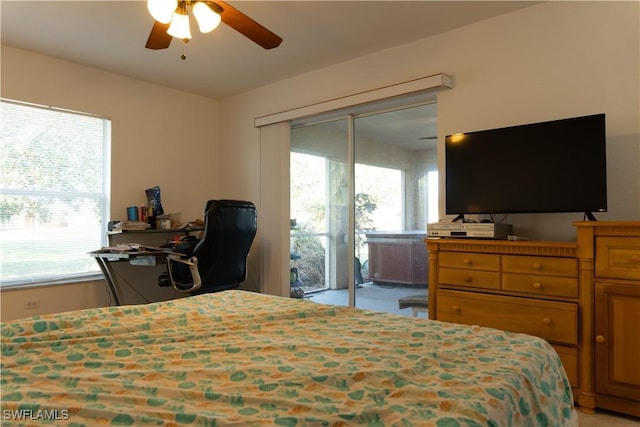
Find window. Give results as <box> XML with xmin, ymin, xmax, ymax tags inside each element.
<box><xmin>354</xmin><ymin>163</ymin><xmax>403</xmax><ymax>231</ymax></box>
<box><xmin>0</xmin><ymin>99</ymin><xmax>111</xmax><ymax>287</ymax></box>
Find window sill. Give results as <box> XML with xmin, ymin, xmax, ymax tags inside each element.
<box><xmin>0</xmin><ymin>274</ymin><xmax>104</xmax><ymax>291</ymax></box>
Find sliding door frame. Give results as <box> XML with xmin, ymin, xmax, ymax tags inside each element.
<box><xmin>257</xmin><ymin>74</ymin><xmax>452</xmax><ymax>298</ymax></box>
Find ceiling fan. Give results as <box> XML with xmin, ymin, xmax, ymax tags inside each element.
<box><xmin>145</xmin><ymin>0</ymin><xmax>282</xmax><ymax>52</ymax></box>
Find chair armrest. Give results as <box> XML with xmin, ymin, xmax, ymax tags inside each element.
<box><xmin>166</xmin><ymin>254</ymin><xmax>202</xmax><ymax>293</ymax></box>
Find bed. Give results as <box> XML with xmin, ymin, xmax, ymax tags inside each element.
<box><xmin>1</xmin><ymin>290</ymin><xmax>577</xmax><ymax>426</ymax></box>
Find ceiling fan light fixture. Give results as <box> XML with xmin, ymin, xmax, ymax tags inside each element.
<box><xmin>167</xmin><ymin>10</ymin><xmax>192</xmax><ymax>41</ymax></box>
<box><xmin>193</xmin><ymin>2</ymin><xmax>221</xmax><ymax>33</ymax></box>
<box><xmin>147</xmin><ymin>0</ymin><xmax>177</xmax><ymax>24</ymax></box>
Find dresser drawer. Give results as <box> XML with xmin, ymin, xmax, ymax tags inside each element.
<box><xmin>595</xmin><ymin>237</ymin><xmax>640</xmax><ymax>281</ymax></box>
<box><xmin>439</xmin><ymin>268</ymin><xmax>501</xmax><ymax>290</ymax></box>
<box><xmin>502</xmin><ymin>255</ymin><xmax>577</xmax><ymax>277</ymax></box>
<box><xmin>439</xmin><ymin>252</ymin><xmax>500</xmax><ymax>271</ymax></box>
<box><xmin>436</xmin><ymin>290</ymin><xmax>578</xmax><ymax>345</ymax></box>
<box><xmin>552</xmin><ymin>345</ymin><xmax>579</xmax><ymax>388</ymax></box>
<box><xmin>502</xmin><ymin>273</ymin><xmax>579</xmax><ymax>298</ymax></box>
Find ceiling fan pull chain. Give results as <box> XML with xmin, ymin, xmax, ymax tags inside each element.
<box><xmin>181</xmin><ymin>42</ymin><xmax>187</xmax><ymax>60</ymax></box>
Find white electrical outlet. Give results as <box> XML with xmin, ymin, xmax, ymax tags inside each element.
<box><xmin>24</xmin><ymin>299</ymin><xmax>40</xmax><ymax>309</ymax></box>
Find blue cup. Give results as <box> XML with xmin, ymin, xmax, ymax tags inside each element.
<box><xmin>127</xmin><ymin>206</ymin><xmax>138</xmax><ymax>221</ymax></box>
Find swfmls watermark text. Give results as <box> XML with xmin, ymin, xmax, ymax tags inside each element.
<box><xmin>3</xmin><ymin>409</ymin><xmax>70</xmax><ymax>421</ymax></box>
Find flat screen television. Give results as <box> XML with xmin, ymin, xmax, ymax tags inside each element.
<box><xmin>445</xmin><ymin>113</ymin><xmax>607</xmax><ymax>219</ymax></box>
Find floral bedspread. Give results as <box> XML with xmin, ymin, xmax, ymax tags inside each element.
<box><xmin>1</xmin><ymin>290</ymin><xmax>577</xmax><ymax>426</ymax></box>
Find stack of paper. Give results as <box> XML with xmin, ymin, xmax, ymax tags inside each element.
<box><xmin>112</xmin><ymin>221</ymin><xmax>150</xmax><ymax>231</ymax></box>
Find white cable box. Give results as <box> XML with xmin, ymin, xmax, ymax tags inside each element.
<box><xmin>427</xmin><ymin>222</ymin><xmax>513</xmax><ymax>239</ymax></box>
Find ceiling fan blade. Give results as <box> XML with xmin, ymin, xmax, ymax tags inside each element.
<box><xmin>145</xmin><ymin>21</ymin><xmax>172</xmax><ymax>50</ymax></box>
<box><xmin>210</xmin><ymin>1</ymin><xmax>282</xmax><ymax>49</ymax></box>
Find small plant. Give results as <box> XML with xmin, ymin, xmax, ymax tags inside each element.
<box><xmin>290</xmin><ymin>223</ymin><xmax>326</xmax><ymax>290</ymax></box>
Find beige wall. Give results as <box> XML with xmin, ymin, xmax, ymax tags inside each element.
<box><xmin>1</xmin><ymin>46</ymin><xmax>220</xmax><ymax>222</ymax></box>
<box><xmin>1</xmin><ymin>280</ymin><xmax>110</xmax><ymax>321</ymax></box>
<box><xmin>220</xmin><ymin>1</ymin><xmax>639</xmax><ymax>297</ymax></box>
<box><xmin>435</xmin><ymin>1</ymin><xmax>640</xmax><ymax>239</ymax></box>
<box><xmin>1</xmin><ymin>46</ymin><xmax>221</xmax><ymax>320</ymax></box>
<box><xmin>2</xmin><ymin>1</ymin><xmax>639</xmax><ymax>317</ymax></box>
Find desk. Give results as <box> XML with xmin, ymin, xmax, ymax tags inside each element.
<box><xmin>107</xmin><ymin>227</ymin><xmax>203</xmax><ymax>247</ymax></box>
<box><xmin>91</xmin><ymin>228</ymin><xmax>203</xmax><ymax>305</ymax></box>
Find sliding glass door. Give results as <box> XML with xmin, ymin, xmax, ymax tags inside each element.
<box><xmin>290</xmin><ymin>103</ymin><xmax>437</xmax><ymax>315</ymax></box>
<box><xmin>352</xmin><ymin>104</ymin><xmax>437</xmax><ymax>314</ymax></box>
<box><xmin>290</xmin><ymin>118</ymin><xmax>350</xmax><ymax>306</ymax></box>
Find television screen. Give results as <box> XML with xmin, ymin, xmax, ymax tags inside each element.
<box><xmin>445</xmin><ymin>113</ymin><xmax>607</xmax><ymax>216</ymax></box>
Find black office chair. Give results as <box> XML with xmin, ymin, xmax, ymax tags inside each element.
<box><xmin>162</xmin><ymin>199</ymin><xmax>257</xmax><ymax>294</ymax></box>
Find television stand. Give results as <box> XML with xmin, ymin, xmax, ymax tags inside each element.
<box><xmin>584</xmin><ymin>211</ymin><xmax>598</xmax><ymax>221</ymax></box>
<box><xmin>427</xmin><ymin>238</ymin><xmax>582</xmax><ymax>408</ymax></box>
<box><xmin>451</xmin><ymin>214</ymin><xmax>477</xmax><ymax>223</ymax></box>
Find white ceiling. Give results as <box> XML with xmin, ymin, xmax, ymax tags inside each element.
<box><xmin>1</xmin><ymin>1</ymin><xmax>538</xmax><ymax>99</ymax></box>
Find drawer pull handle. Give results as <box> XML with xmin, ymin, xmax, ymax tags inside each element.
<box><xmin>532</xmin><ymin>262</ymin><xmax>542</xmax><ymax>270</ymax></box>
<box><xmin>463</xmin><ymin>258</ymin><xmax>472</xmax><ymax>265</ymax></box>
<box><xmin>542</xmin><ymin>317</ymin><xmax>552</xmax><ymax>325</ymax></box>
<box><xmin>596</xmin><ymin>335</ymin><xmax>605</xmax><ymax>343</ymax></box>
<box><xmin>532</xmin><ymin>282</ymin><xmax>542</xmax><ymax>290</ymax></box>
<box><xmin>463</xmin><ymin>276</ymin><xmax>473</xmax><ymax>283</ymax></box>
<box><xmin>452</xmin><ymin>305</ymin><xmax>461</xmax><ymax>313</ymax></box>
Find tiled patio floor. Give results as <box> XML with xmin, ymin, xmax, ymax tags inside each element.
<box><xmin>303</xmin><ymin>281</ymin><xmax>428</xmax><ymax>318</ymax></box>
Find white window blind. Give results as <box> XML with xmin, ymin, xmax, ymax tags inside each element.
<box><xmin>0</xmin><ymin>99</ymin><xmax>111</xmax><ymax>287</ymax></box>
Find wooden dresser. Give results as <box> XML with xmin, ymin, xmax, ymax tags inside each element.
<box><xmin>427</xmin><ymin>221</ymin><xmax>640</xmax><ymax>417</ymax></box>
<box><xmin>575</xmin><ymin>221</ymin><xmax>640</xmax><ymax>417</ymax></box>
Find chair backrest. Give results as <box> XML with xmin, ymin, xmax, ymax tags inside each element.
<box><xmin>192</xmin><ymin>199</ymin><xmax>257</xmax><ymax>293</ymax></box>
